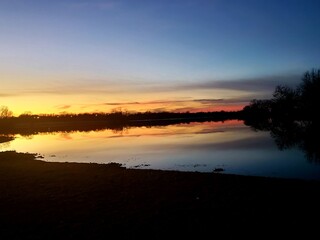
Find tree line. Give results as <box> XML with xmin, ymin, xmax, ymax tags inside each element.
<box><xmin>242</xmin><ymin>68</ymin><xmax>320</xmax><ymax>120</ymax></box>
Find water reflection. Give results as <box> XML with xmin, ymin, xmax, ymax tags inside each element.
<box><xmin>0</xmin><ymin>135</ymin><xmax>15</xmax><ymax>149</ymax></box>
<box><xmin>1</xmin><ymin>120</ymin><xmax>320</xmax><ymax>180</ymax></box>
<box><xmin>0</xmin><ymin>135</ymin><xmax>14</xmax><ymax>143</ymax></box>
<box><xmin>244</xmin><ymin>119</ymin><xmax>320</xmax><ymax>162</ymax></box>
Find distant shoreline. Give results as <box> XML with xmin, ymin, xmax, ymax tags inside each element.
<box><xmin>0</xmin><ymin>111</ymin><xmax>243</xmax><ymax>135</ymax></box>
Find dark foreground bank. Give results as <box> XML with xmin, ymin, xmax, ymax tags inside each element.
<box><xmin>1</xmin><ymin>151</ymin><xmax>319</xmax><ymax>239</ymax></box>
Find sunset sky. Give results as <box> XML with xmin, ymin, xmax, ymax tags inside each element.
<box><xmin>1</xmin><ymin>0</ymin><xmax>320</xmax><ymax>115</ymax></box>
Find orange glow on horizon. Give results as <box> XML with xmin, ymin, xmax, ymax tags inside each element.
<box><xmin>2</xmin><ymin>73</ymin><xmax>249</xmax><ymax>116</ymax></box>
<box><xmin>1</xmin><ymin>72</ymin><xmax>250</xmax><ymax>116</ymax></box>
<box><xmin>173</xmin><ymin>104</ymin><xmax>245</xmax><ymax>113</ymax></box>
<box><xmin>4</xmin><ymin>97</ymin><xmax>246</xmax><ymax>116</ymax></box>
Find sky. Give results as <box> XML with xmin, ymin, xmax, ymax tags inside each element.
<box><xmin>1</xmin><ymin>0</ymin><xmax>320</xmax><ymax>115</ymax></box>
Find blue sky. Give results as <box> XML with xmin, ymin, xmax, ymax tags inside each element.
<box><xmin>1</xmin><ymin>0</ymin><xmax>320</xmax><ymax>114</ymax></box>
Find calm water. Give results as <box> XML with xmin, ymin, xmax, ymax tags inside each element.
<box><xmin>1</xmin><ymin>120</ymin><xmax>320</xmax><ymax>180</ymax></box>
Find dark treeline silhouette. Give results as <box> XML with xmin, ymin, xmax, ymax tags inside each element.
<box><xmin>243</xmin><ymin>68</ymin><xmax>320</xmax><ymax>162</ymax></box>
<box><xmin>0</xmin><ymin>110</ymin><xmax>242</xmax><ymax>136</ymax></box>
<box><xmin>242</xmin><ymin>68</ymin><xmax>320</xmax><ymax>120</ymax></box>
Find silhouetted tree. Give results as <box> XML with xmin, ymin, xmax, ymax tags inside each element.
<box><xmin>298</xmin><ymin>68</ymin><xmax>320</xmax><ymax>119</ymax></box>
<box><xmin>0</xmin><ymin>106</ymin><xmax>13</xmax><ymax>118</ymax></box>
<box><xmin>271</xmin><ymin>85</ymin><xmax>299</xmax><ymax>119</ymax></box>
<box><xmin>242</xmin><ymin>99</ymin><xmax>272</xmax><ymax>118</ymax></box>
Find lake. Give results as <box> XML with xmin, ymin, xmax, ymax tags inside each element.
<box><xmin>1</xmin><ymin>120</ymin><xmax>320</xmax><ymax>180</ymax></box>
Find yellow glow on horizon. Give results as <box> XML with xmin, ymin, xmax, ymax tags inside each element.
<box><xmin>1</xmin><ymin>72</ymin><xmax>248</xmax><ymax>115</ymax></box>
<box><xmin>2</xmin><ymin>94</ymin><xmax>246</xmax><ymax>116</ymax></box>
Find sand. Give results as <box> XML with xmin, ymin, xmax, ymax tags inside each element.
<box><xmin>1</xmin><ymin>151</ymin><xmax>319</xmax><ymax>239</ymax></box>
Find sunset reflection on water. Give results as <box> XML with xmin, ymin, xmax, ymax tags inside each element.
<box><xmin>2</xmin><ymin>120</ymin><xmax>320</xmax><ymax>180</ymax></box>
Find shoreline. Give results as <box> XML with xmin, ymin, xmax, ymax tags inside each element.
<box><xmin>1</xmin><ymin>151</ymin><xmax>320</xmax><ymax>238</ymax></box>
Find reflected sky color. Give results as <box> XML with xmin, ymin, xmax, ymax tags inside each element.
<box><xmin>2</xmin><ymin>120</ymin><xmax>320</xmax><ymax>180</ymax></box>
<box><xmin>1</xmin><ymin>0</ymin><xmax>320</xmax><ymax>115</ymax></box>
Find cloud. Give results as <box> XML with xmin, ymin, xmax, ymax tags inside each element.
<box><xmin>164</xmin><ymin>73</ymin><xmax>301</xmax><ymax>93</ymax></box>
<box><xmin>77</xmin><ymin>97</ymin><xmax>249</xmax><ymax>113</ymax></box>
<box><xmin>3</xmin><ymin>83</ymin><xmax>121</xmax><ymax>97</ymax></box>
<box><xmin>149</xmin><ymin>107</ymin><xmax>170</xmax><ymax>112</ymax></box>
<box><xmin>81</xmin><ymin>98</ymin><xmax>248</xmax><ymax>113</ymax></box>
<box><xmin>104</xmin><ymin>98</ymin><xmax>226</xmax><ymax>106</ymax></box>
<box><xmin>193</xmin><ymin>98</ymin><xmax>224</xmax><ymax>103</ymax></box>
<box><xmin>0</xmin><ymin>93</ymin><xmax>17</xmax><ymax>98</ymax></box>
<box><xmin>3</xmin><ymin>73</ymin><xmax>301</xmax><ymax>100</ymax></box>
<box><xmin>171</xmin><ymin>105</ymin><xmax>244</xmax><ymax>113</ymax></box>
<box><xmin>104</xmin><ymin>102</ymin><xmax>140</xmax><ymax>106</ymax></box>
<box><xmin>56</xmin><ymin>105</ymin><xmax>71</xmax><ymax>110</ymax></box>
